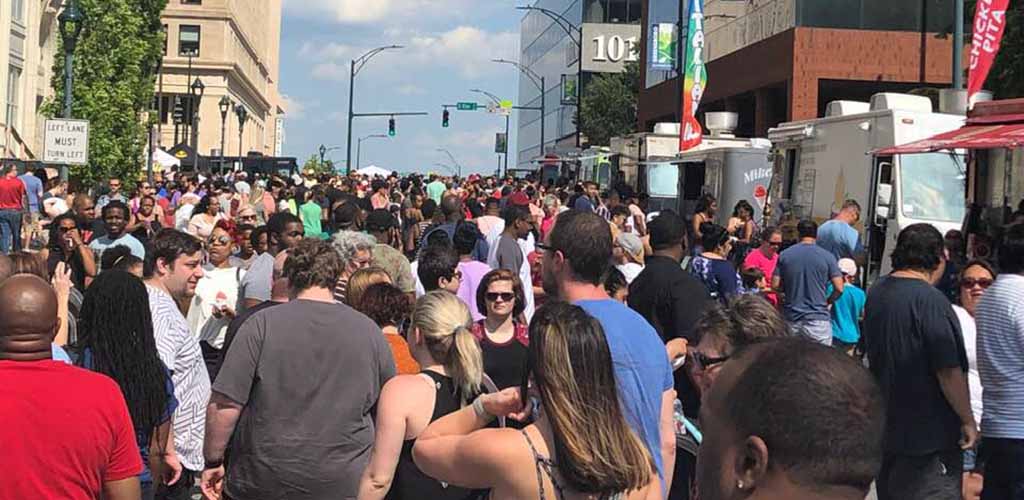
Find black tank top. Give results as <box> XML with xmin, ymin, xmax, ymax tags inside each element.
<box><xmin>388</xmin><ymin>371</ymin><xmax>479</xmax><ymax>500</ymax></box>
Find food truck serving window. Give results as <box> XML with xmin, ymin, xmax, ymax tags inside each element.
<box><xmin>647</xmin><ymin>162</ymin><xmax>679</xmax><ymax>198</ymax></box>
<box><xmin>899</xmin><ymin>153</ymin><xmax>967</xmax><ymax>223</ymax></box>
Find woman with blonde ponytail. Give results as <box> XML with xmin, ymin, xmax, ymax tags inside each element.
<box><xmin>413</xmin><ymin>301</ymin><xmax>660</xmax><ymax>500</ymax></box>
<box><xmin>357</xmin><ymin>290</ymin><xmax>484</xmax><ymax>500</ymax></box>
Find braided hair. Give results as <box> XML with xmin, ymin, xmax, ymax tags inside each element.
<box><xmin>73</xmin><ymin>271</ymin><xmax>169</xmax><ymax>436</ymax></box>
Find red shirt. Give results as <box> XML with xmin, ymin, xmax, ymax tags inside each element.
<box><xmin>0</xmin><ymin>360</ymin><xmax>142</xmax><ymax>498</ymax></box>
<box><xmin>0</xmin><ymin>176</ymin><xmax>26</xmax><ymax>209</ymax></box>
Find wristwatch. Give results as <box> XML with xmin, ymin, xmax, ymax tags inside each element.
<box><xmin>204</xmin><ymin>458</ymin><xmax>224</xmax><ymax>469</ymax></box>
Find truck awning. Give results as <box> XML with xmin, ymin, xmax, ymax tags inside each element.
<box><xmin>874</xmin><ymin>123</ymin><xmax>1024</xmax><ymax>155</ymax></box>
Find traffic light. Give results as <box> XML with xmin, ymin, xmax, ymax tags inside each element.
<box><xmin>442</xmin><ymin>109</ymin><xmax>450</xmax><ymax>128</ymax></box>
<box><xmin>388</xmin><ymin>118</ymin><xmax>396</xmax><ymax>137</ymax></box>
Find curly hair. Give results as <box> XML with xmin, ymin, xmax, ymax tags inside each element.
<box><xmin>284</xmin><ymin>239</ymin><xmax>343</xmax><ymax>292</ymax></box>
<box><xmin>357</xmin><ymin>282</ymin><xmax>412</xmax><ymax>327</ymax></box>
<box><xmin>331</xmin><ymin>230</ymin><xmax>375</xmax><ymax>266</ymax></box>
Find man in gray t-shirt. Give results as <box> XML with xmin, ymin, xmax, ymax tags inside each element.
<box><xmin>202</xmin><ymin>239</ymin><xmax>395</xmax><ymax>500</ymax></box>
<box><xmin>493</xmin><ymin>204</ymin><xmax>532</xmax><ymax>273</ymax></box>
<box><xmin>773</xmin><ymin>220</ymin><xmax>844</xmax><ymax>345</ymax></box>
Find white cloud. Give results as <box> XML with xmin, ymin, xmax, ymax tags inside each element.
<box><xmin>304</xmin><ymin>25</ymin><xmax>519</xmax><ymax>81</ymax></box>
<box><xmin>396</xmin><ymin>84</ymin><xmax>427</xmax><ymax>96</ymax></box>
<box><xmin>283</xmin><ymin>0</ymin><xmax>484</xmax><ymax>25</ymax></box>
<box><xmin>280</xmin><ymin>94</ymin><xmax>312</xmax><ymax>120</ymax></box>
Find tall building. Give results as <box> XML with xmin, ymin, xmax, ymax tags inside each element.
<box><xmin>639</xmin><ymin>0</ymin><xmax>956</xmax><ymax>137</ymax></box>
<box><xmin>0</xmin><ymin>0</ymin><xmax>61</xmax><ymax>160</ymax></box>
<box><xmin>516</xmin><ymin>0</ymin><xmax>642</xmax><ymax>169</ymax></box>
<box><xmin>157</xmin><ymin>0</ymin><xmax>285</xmax><ymax>161</ymax></box>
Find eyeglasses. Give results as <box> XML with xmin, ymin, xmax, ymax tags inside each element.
<box><xmin>240</xmin><ymin>214</ymin><xmax>257</xmax><ymax>220</ymax></box>
<box><xmin>486</xmin><ymin>292</ymin><xmax>515</xmax><ymax>302</ymax></box>
<box><xmin>961</xmin><ymin>278</ymin><xmax>993</xmax><ymax>289</ymax></box>
<box><xmin>447</xmin><ymin>270</ymin><xmax>463</xmax><ymax>281</ymax></box>
<box><xmin>689</xmin><ymin>351</ymin><xmax>731</xmax><ymax>371</ymax></box>
<box><xmin>536</xmin><ymin>242</ymin><xmax>554</xmax><ymax>253</ymax></box>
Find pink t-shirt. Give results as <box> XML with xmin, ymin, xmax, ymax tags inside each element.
<box><xmin>743</xmin><ymin>247</ymin><xmax>779</xmax><ymax>306</ymax></box>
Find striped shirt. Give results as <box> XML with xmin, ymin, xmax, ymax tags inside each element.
<box><xmin>147</xmin><ymin>284</ymin><xmax>211</xmax><ymax>471</ymax></box>
<box><xmin>976</xmin><ymin>274</ymin><xmax>1024</xmax><ymax>439</ymax></box>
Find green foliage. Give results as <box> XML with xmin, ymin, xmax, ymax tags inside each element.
<box><xmin>302</xmin><ymin>154</ymin><xmax>336</xmax><ymax>175</ymax></box>
<box><xmin>44</xmin><ymin>0</ymin><xmax>167</xmax><ymax>188</ymax></box>
<box><xmin>579</xmin><ymin>60</ymin><xmax>641</xmax><ymax>147</ymax></box>
<box><xmin>964</xmin><ymin>0</ymin><xmax>1024</xmax><ymax>99</ymax></box>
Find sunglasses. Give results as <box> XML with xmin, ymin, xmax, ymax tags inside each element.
<box><xmin>961</xmin><ymin>278</ymin><xmax>993</xmax><ymax>289</ymax></box>
<box><xmin>446</xmin><ymin>270</ymin><xmax>463</xmax><ymax>281</ymax></box>
<box><xmin>486</xmin><ymin>292</ymin><xmax>515</xmax><ymax>302</ymax></box>
<box><xmin>769</xmin><ymin>241</ymin><xmax>783</xmax><ymax>247</ymax></box>
<box><xmin>536</xmin><ymin>242</ymin><xmax>554</xmax><ymax>253</ymax></box>
<box><xmin>689</xmin><ymin>351</ymin><xmax>731</xmax><ymax>371</ymax></box>
<box><xmin>208</xmin><ymin>235</ymin><xmax>232</xmax><ymax>247</ymax></box>
<box><xmin>58</xmin><ymin>226</ymin><xmax>76</xmax><ymax>233</ymax></box>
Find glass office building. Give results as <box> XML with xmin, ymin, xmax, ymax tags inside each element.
<box><xmin>516</xmin><ymin>0</ymin><xmax>641</xmax><ymax>170</ymax></box>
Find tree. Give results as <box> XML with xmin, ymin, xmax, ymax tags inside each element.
<box><xmin>964</xmin><ymin>0</ymin><xmax>1024</xmax><ymax>99</ymax></box>
<box><xmin>579</xmin><ymin>60</ymin><xmax>641</xmax><ymax>147</ymax></box>
<box><xmin>302</xmin><ymin>154</ymin><xmax>335</xmax><ymax>175</ymax></box>
<box><xmin>45</xmin><ymin>0</ymin><xmax>167</xmax><ymax>187</ymax></box>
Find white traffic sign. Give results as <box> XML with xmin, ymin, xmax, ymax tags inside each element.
<box><xmin>44</xmin><ymin>119</ymin><xmax>90</xmax><ymax>165</ymax></box>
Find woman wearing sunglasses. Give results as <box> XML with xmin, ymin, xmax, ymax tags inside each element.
<box><xmin>473</xmin><ymin>269</ymin><xmax>529</xmax><ymax>392</ymax></box>
<box><xmin>953</xmin><ymin>259</ymin><xmax>996</xmax><ymax>500</ymax></box>
<box><xmin>186</xmin><ymin>220</ymin><xmax>246</xmax><ymax>380</ymax></box>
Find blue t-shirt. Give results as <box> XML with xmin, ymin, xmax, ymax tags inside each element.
<box><xmin>817</xmin><ymin>220</ymin><xmax>862</xmax><ymax>260</ymax></box>
<box><xmin>18</xmin><ymin>174</ymin><xmax>43</xmax><ymax>212</ymax></box>
<box><xmin>89</xmin><ymin>233</ymin><xmax>146</xmax><ymax>261</ymax></box>
<box><xmin>829</xmin><ymin>283</ymin><xmax>866</xmax><ymax>344</ymax></box>
<box><xmin>576</xmin><ymin>299</ymin><xmax>673</xmax><ymax>480</ymax></box>
<box><xmin>776</xmin><ymin>243</ymin><xmax>842</xmax><ymax>322</ymax></box>
<box><xmin>573</xmin><ymin>196</ymin><xmax>595</xmax><ymax>212</ymax></box>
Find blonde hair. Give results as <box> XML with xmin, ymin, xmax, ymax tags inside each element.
<box><xmin>412</xmin><ymin>291</ymin><xmax>482</xmax><ymax>399</ymax></box>
<box><xmin>346</xmin><ymin>266</ymin><xmax>392</xmax><ymax>309</ymax></box>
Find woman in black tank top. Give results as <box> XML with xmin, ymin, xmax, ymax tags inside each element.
<box><xmin>356</xmin><ymin>291</ymin><xmax>485</xmax><ymax>500</ymax></box>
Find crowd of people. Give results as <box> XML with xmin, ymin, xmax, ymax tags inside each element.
<box><xmin>1</xmin><ymin>161</ymin><xmax>1023</xmax><ymax>500</ymax></box>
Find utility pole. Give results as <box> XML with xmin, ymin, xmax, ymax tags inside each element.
<box><xmin>346</xmin><ymin>45</ymin><xmax>403</xmax><ymax>176</ymax></box>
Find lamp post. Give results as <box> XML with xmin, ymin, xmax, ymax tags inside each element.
<box><xmin>357</xmin><ymin>134</ymin><xmax>388</xmax><ymax>170</ymax></box>
<box><xmin>319</xmin><ymin>145</ymin><xmax>342</xmax><ymax>172</ymax></box>
<box><xmin>189</xmin><ymin>78</ymin><xmax>205</xmax><ymax>160</ymax></box>
<box><xmin>493</xmin><ymin>59</ymin><xmax>545</xmax><ymax>169</ymax></box>
<box><xmin>58</xmin><ymin>0</ymin><xmax>84</xmax><ymax>181</ymax></box>
<box><xmin>235</xmin><ymin>104</ymin><xmax>248</xmax><ymax>171</ymax></box>
<box><xmin>515</xmin><ymin>6</ymin><xmax>582</xmax><ymax>149</ymax></box>
<box><xmin>346</xmin><ymin>45</ymin><xmax>403</xmax><ymax>176</ymax></box>
<box><xmin>470</xmin><ymin>88</ymin><xmax>511</xmax><ymax>177</ymax></box>
<box><xmin>218</xmin><ymin>96</ymin><xmax>231</xmax><ymax>173</ymax></box>
<box><xmin>436</xmin><ymin>148</ymin><xmax>462</xmax><ymax>178</ymax></box>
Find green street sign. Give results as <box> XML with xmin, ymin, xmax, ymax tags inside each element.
<box><xmin>456</xmin><ymin>102</ymin><xmax>478</xmax><ymax>111</ymax></box>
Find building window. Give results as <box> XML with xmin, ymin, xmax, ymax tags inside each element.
<box><xmin>162</xmin><ymin>24</ymin><xmax>168</xmax><ymax>55</ymax></box>
<box><xmin>182</xmin><ymin>0</ymin><xmax>202</xmax><ymax>4</ymax></box>
<box><xmin>179</xmin><ymin>25</ymin><xmax>201</xmax><ymax>57</ymax></box>
<box><xmin>11</xmin><ymin>0</ymin><xmax>25</xmax><ymax>24</ymax></box>
<box><xmin>6</xmin><ymin>66</ymin><xmax>22</xmax><ymax>130</ymax></box>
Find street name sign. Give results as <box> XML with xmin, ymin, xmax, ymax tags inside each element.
<box><xmin>456</xmin><ymin>102</ymin><xmax>478</xmax><ymax>111</ymax></box>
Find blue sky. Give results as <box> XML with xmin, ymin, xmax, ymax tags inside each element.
<box><xmin>278</xmin><ymin>0</ymin><xmax>524</xmax><ymax>175</ymax></box>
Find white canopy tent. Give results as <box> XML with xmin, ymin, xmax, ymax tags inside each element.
<box><xmin>356</xmin><ymin>165</ymin><xmax>391</xmax><ymax>178</ymax></box>
<box><xmin>153</xmin><ymin>148</ymin><xmax>181</xmax><ymax>170</ymax></box>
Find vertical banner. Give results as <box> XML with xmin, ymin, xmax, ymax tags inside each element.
<box><xmin>650</xmin><ymin>23</ymin><xmax>677</xmax><ymax>71</ymax></box>
<box><xmin>679</xmin><ymin>0</ymin><xmax>706</xmax><ymax>151</ymax></box>
<box><xmin>968</xmin><ymin>0</ymin><xmax>1009</xmax><ymax>101</ymax></box>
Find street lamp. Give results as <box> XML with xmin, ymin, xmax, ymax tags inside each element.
<box><xmin>471</xmin><ymin>88</ymin><xmax>511</xmax><ymax>177</ymax></box>
<box><xmin>58</xmin><ymin>0</ymin><xmax>84</xmax><ymax>181</ymax></box>
<box><xmin>235</xmin><ymin>104</ymin><xmax>248</xmax><ymax>169</ymax></box>
<box><xmin>189</xmin><ymin>78</ymin><xmax>205</xmax><ymax>157</ymax></box>
<box><xmin>515</xmin><ymin>6</ymin><xmax>582</xmax><ymax>149</ymax></box>
<box><xmin>357</xmin><ymin>134</ymin><xmax>389</xmax><ymax>169</ymax></box>
<box><xmin>319</xmin><ymin>145</ymin><xmax>342</xmax><ymax>171</ymax></box>
<box><xmin>436</xmin><ymin>148</ymin><xmax>462</xmax><ymax>178</ymax></box>
<box><xmin>493</xmin><ymin>59</ymin><xmax>545</xmax><ymax>167</ymax></box>
<box><xmin>218</xmin><ymin>95</ymin><xmax>231</xmax><ymax>173</ymax></box>
<box><xmin>346</xmin><ymin>45</ymin><xmax>403</xmax><ymax>175</ymax></box>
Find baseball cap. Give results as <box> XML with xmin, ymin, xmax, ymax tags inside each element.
<box><xmin>365</xmin><ymin>209</ymin><xmax>397</xmax><ymax>232</ymax></box>
<box><xmin>838</xmin><ymin>258</ymin><xmax>858</xmax><ymax>276</ymax></box>
<box><xmin>617</xmin><ymin>233</ymin><xmax>644</xmax><ymax>262</ymax></box>
<box><xmin>507</xmin><ymin>191</ymin><xmax>530</xmax><ymax>207</ymax></box>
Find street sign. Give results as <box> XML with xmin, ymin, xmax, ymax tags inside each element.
<box><xmin>43</xmin><ymin>119</ymin><xmax>90</xmax><ymax>165</ymax></box>
<box><xmin>495</xmin><ymin>133</ymin><xmax>508</xmax><ymax>154</ymax></box>
<box><xmin>456</xmin><ymin>102</ymin><xmax>478</xmax><ymax>111</ymax></box>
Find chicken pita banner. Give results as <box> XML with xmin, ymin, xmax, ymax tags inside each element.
<box><xmin>968</xmin><ymin>0</ymin><xmax>1009</xmax><ymax>101</ymax></box>
<box><xmin>679</xmin><ymin>0</ymin><xmax>706</xmax><ymax>151</ymax></box>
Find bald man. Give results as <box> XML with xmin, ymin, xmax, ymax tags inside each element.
<box><xmin>0</xmin><ymin>275</ymin><xmax>142</xmax><ymax>499</ymax></box>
